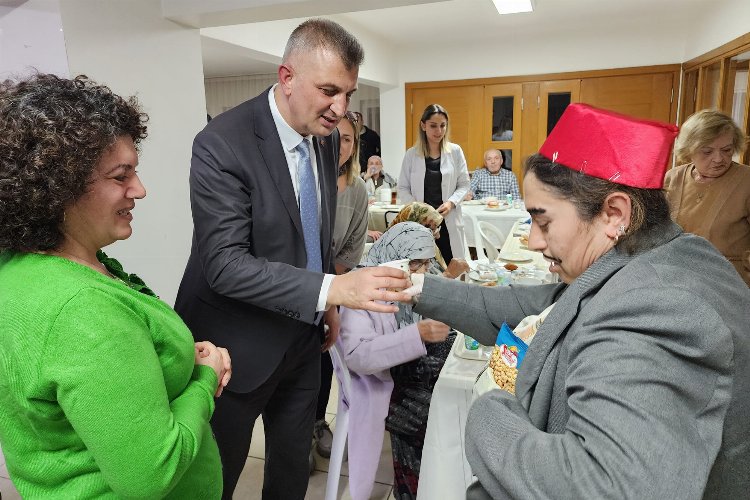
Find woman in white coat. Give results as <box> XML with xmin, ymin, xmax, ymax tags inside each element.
<box><xmin>398</xmin><ymin>104</ymin><xmax>470</xmax><ymax>261</ymax></box>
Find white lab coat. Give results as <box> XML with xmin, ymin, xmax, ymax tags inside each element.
<box><xmin>397</xmin><ymin>142</ymin><xmax>470</xmax><ymax>258</ymax></box>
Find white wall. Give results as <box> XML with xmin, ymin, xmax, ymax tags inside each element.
<box><xmin>59</xmin><ymin>0</ymin><xmax>207</xmax><ymax>305</ymax></box>
<box><xmin>0</xmin><ymin>0</ymin><xmax>68</xmax><ymax>79</ymax></box>
<box><xmin>683</xmin><ymin>0</ymin><xmax>750</xmax><ymax>60</ymax></box>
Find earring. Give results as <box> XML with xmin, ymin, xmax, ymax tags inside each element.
<box><xmin>618</xmin><ymin>224</ymin><xmax>626</xmax><ymax>236</ymax></box>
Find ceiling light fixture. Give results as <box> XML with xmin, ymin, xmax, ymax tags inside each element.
<box><xmin>492</xmin><ymin>0</ymin><xmax>534</xmax><ymax>15</ymax></box>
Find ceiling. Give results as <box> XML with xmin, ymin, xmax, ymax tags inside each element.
<box><xmin>195</xmin><ymin>0</ymin><xmax>714</xmax><ymax>78</ymax></box>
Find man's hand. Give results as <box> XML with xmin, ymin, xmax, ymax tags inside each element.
<box><xmin>437</xmin><ymin>201</ymin><xmax>454</xmax><ymax>216</ymax></box>
<box><xmin>322</xmin><ymin>307</ymin><xmax>340</xmax><ymax>352</ymax></box>
<box><xmin>327</xmin><ymin>266</ymin><xmax>411</xmax><ymax>312</ymax></box>
<box><xmin>464</xmin><ymin>191</ymin><xmax>474</xmax><ymax>201</ymax></box>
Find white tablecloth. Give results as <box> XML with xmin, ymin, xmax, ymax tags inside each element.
<box><xmin>461</xmin><ymin>203</ymin><xmax>530</xmax><ymax>253</ymax></box>
<box><xmin>367</xmin><ymin>202</ymin><xmax>529</xmax><ymax>247</ymax></box>
<box><xmin>417</xmin><ymin>333</ymin><xmax>487</xmax><ymax>500</ymax></box>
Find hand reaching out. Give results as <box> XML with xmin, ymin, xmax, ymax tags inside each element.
<box><xmin>327</xmin><ymin>266</ymin><xmax>411</xmax><ymax>313</ymax></box>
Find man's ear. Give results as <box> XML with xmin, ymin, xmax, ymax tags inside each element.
<box><xmin>278</xmin><ymin>64</ymin><xmax>293</xmax><ymax>95</ymax></box>
<box><xmin>602</xmin><ymin>191</ymin><xmax>632</xmax><ymax>239</ymax></box>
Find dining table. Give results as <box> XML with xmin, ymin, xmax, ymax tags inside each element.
<box><xmin>416</xmin><ymin>220</ymin><xmax>553</xmax><ymax>499</ymax></box>
<box><xmin>367</xmin><ymin>200</ymin><xmax>530</xmax><ymax>252</ymax></box>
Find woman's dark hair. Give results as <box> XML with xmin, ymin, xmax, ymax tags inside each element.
<box><xmin>0</xmin><ymin>73</ymin><xmax>148</xmax><ymax>252</ymax></box>
<box><xmin>524</xmin><ymin>153</ymin><xmax>671</xmax><ymax>254</ymax></box>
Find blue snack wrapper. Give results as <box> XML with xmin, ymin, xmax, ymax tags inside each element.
<box><xmin>495</xmin><ymin>322</ymin><xmax>528</xmax><ymax>368</ymax></box>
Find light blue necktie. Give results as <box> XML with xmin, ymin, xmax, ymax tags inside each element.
<box><xmin>296</xmin><ymin>139</ymin><xmax>322</xmax><ymax>272</ymax></box>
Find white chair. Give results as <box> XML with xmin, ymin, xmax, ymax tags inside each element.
<box><xmin>462</xmin><ymin>210</ymin><xmax>484</xmax><ymax>262</ymax></box>
<box><xmin>325</xmin><ymin>340</ymin><xmax>353</xmax><ymax>500</ymax></box>
<box><xmin>477</xmin><ymin>221</ymin><xmax>506</xmax><ymax>262</ymax></box>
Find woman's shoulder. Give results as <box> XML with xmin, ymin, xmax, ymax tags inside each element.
<box><xmin>665</xmin><ymin>163</ymin><xmax>691</xmax><ymax>180</ymax></box>
<box><xmin>350</xmin><ymin>175</ymin><xmax>369</xmax><ymax>198</ymax></box>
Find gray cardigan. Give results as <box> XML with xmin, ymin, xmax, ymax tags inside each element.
<box><xmin>416</xmin><ymin>223</ymin><xmax>750</xmax><ymax>499</ymax></box>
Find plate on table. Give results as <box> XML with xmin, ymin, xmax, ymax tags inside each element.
<box><xmin>498</xmin><ymin>250</ymin><xmax>534</xmax><ymax>263</ymax></box>
<box><xmin>484</xmin><ymin>205</ymin><xmax>508</xmax><ymax>212</ymax></box>
<box><xmin>462</xmin><ymin>200</ymin><xmax>485</xmax><ymax>206</ymax></box>
<box><xmin>468</xmin><ymin>270</ymin><xmax>497</xmax><ymax>283</ymax></box>
<box><xmin>373</xmin><ymin>204</ymin><xmax>401</xmax><ymax>210</ymax></box>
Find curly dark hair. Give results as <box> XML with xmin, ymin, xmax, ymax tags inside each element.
<box><xmin>0</xmin><ymin>73</ymin><xmax>148</xmax><ymax>252</ymax></box>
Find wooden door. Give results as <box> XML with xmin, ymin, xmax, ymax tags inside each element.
<box><xmin>481</xmin><ymin>83</ymin><xmax>523</xmax><ymax>185</ymax></box>
<box><xmin>680</xmin><ymin>69</ymin><xmax>699</xmax><ymax>123</ymax></box>
<box><xmin>407</xmin><ymin>86</ymin><xmax>483</xmax><ymax>168</ymax></box>
<box><xmin>538</xmin><ymin>80</ymin><xmax>581</xmax><ymax>146</ymax></box>
<box><xmin>580</xmin><ymin>72</ymin><xmax>676</xmax><ymax>122</ymax></box>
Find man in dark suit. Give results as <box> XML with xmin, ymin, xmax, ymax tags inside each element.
<box><xmin>175</xmin><ymin>19</ymin><xmax>409</xmax><ymax>500</ymax></box>
<box><xmin>354</xmin><ymin>110</ymin><xmax>382</xmax><ymax>174</ymax></box>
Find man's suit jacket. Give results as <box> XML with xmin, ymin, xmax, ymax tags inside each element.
<box><xmin>415</xmin><ymin>223</ymin><xmax>750</xmax><ymax>499</ymax></box>
<box><xmin>174</xmin><ymin>88</ymin><xmax>339</xmax><ymax>393</ymax></box>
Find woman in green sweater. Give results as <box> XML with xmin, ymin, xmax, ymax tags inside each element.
<box><xmin>0</xmin><ymin>74</ymin><xmax>231</xmax><ymax>498</ymax></box>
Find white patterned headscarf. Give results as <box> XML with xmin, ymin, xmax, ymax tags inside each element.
<box><xmin>362</xmin><ymin>221</ymin><xmax>435</xmax><ymax>267</ymax></box>
<box><xmin>362</xmin><ymin>221</ymin><xmax>435</xmax><ymax>328</ymax></box>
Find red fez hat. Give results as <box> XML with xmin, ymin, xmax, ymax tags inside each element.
<box><xmin>538</xmin><ymin>103</ymin><xmax>678</xmax><ymax>189</ymax></box>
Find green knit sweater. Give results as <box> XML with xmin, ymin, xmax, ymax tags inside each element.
<box><xmin>0</xmin><ymin>252</ymin><xmax>222</xmax><ymax>498</ymax></box>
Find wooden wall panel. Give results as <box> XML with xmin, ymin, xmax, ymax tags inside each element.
<box><xmin>579</xmin><ymin>72</ymin><xmax>674</xmax><ymax>122</ymax></box>
<box><xmin>407</xmin><ymin>86</ymin><xmax>484</xmax><ymax>169</ymax></box>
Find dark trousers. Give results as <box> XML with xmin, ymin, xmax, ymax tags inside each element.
<box><xmin>435</xmin><ymin>220</ymin><xmax>453</xmax><ymax>263</ymax></box>
<box><xmin>316</xmin><ymin>350</ymin><xmax>333</xmax><ymax>421</ymax></box>
<box><xmin>211</xmin><ymin>332</ymin><xmax>321</xmax><ymax>500</ymax></box>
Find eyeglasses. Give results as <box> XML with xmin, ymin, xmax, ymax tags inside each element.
<box><xmin>345</xmin><ymin>111</ymin><xmax>358</xmax><ymax>124</ymax></box>
<box><xmin>408</xmin><ymin>259</ymin><xmax>430</xmax><ymax>271</ymax></box>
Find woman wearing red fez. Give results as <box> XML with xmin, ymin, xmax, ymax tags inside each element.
<box><xmin>664</xmin><ymin>109</ymin><xmax>750</xmax><ymax>287</ymax></box>
<box><xmin>402</xmin><ymin>104</ymin><xmax>750</xmax><ymax>499</ymax></box>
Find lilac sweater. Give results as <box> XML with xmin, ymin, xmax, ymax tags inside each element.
<box><xmin>337</xmin><ymin>306</ymin><xmax>427</xmax><ymax>500</ymax></box>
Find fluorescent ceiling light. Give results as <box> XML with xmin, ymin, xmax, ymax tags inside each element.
<box><xmin>492</xmin><ymin>0</ymin><xmax>534</xmax><ymax>15</ymax></box>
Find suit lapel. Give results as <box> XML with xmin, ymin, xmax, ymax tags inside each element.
<box><xmin>253</xmin><ymin>91</ymin><xmax>304</xmax><ymax>239</ymax></box>
<box><xmin>313</xmin><ymin>134</ymin><xmax>335</xmax><ymax>264</ymax></box>
<box><xmin>514</xmin><ymin>249</ymin><xmax>633</xmax><ymax>404</ymax></box>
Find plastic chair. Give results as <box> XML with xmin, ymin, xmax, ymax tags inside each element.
<box><xmin>477</xmin><ymin>221</ymin><xmax>506</xmax><ymax>262</ymax></box>
<box><xmin>383</xmin><ymin>210</ymin><xmax>400</xmax><ymax>229</ymax></box>
<box><xmin>462</xmin><ymin>210</ymin><xmax>482</xmax><ymax>262</ymax></box>
<box><xmin>325</xmin><ymin>340</ymin><xmax>353</xmax><ymax>500</ymax></box>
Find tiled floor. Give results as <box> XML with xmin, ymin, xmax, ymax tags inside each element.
<box><xmin>0</xmin><ymin>378</ymin><xmax>396</xmax><ymax>499</ymax></box>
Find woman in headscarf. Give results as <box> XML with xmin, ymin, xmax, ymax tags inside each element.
<box><xmin>404</xmin><ymin>104</ymin><xmax>750</xmax><ymax>499</ymax></box>
<box><xmin>389</xmin><ymin>201</ymin><xmax>470</xmax><ymax>278</ymax></box>
<box><xmin>337</xmin><ymin>222</ymin><xmax>452</xmax><ymax>500</ymax></box>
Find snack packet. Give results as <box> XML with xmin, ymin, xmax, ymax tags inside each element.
<box><xmin>488</xmin><ymin>323</ymin><xmax>527</xmax><ymax>394</ymax></box>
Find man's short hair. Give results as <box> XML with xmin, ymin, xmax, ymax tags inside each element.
<box><xmin>283</xmin><ymin>18</ymin><xmax>364</xmax><ymax>70</ymax></box>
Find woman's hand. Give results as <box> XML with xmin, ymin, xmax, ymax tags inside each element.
<box><xmin>368</xmin><ymin>230</ymin><xmax>383</xmax><ymax>241</ymax></box>
<box><xmin>464</xmin><ymin>191</ymin><xmax>474</xmax><ymax>201</ymax></box>
<box><xmin>417</xmin><ymin>319</ymin><xmax>450</xmax><ymax>343</ymax></box>
<box><xmin>195</xmin><ymin>341</ymin><xmax>232</xmax><ymax>397</ymax></box>
<box><xmin>437</xmin><ymin>201</ymin><xmax>454</xmax><ymax>216</ymax></box>
<box><xmin>443</xmin><ymin>258</ymin><xmax>470</xmax><ymax>279</ymax></box>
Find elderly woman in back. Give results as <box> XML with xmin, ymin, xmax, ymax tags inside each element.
<box><xmin>338</xmin><ymin>222</ymin><xmax>451</xmax><ymax>500</ymax></box>
<box><xmin>405</xmin><ymin>104</ymin><xmax>750</xmax><ymax>499</ymax></box>
<box><xmin>663</xmin><ymin>109</ymin><xmax>750</xmax><ymax>286</ymax></box>
<box><xmin>0</xmin><ymin>74</ymin><xmax>230</xmax><ymax>498</ymax></box>
<box><xmin>389</xmin><ymin>201</ymin><xmax>469</xmax><ymax>278</ymax></box>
